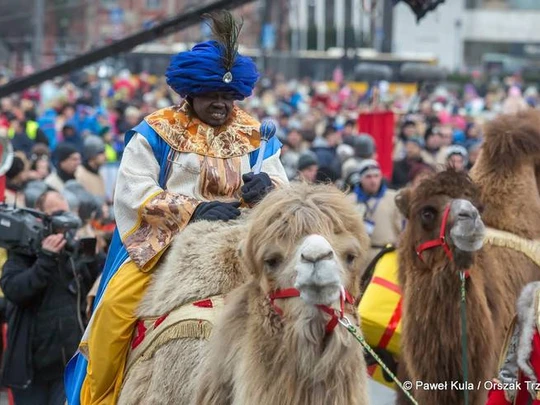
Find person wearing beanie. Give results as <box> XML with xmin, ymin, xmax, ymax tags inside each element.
<box><xmin>44</xmin><ymin>142</ymin><xmax>81</xmax><ymax>192</ymax></box>
<box><xmin>349</xmin><ymin>159</ymin><xmax>403</xmax><ymax>267</ymax></box>
<box><xmin>341</xmin><ymin>134</ymin><xmax>376</xmax><ymax>185</ymax></box>
<box><xmin>391</xmin><ymin>136</ymin><xmax>428</xmax><ymax>189</ymax></box>
<box><xmin>4</xmin><ymin>154</ymin><xmax>30</xmax><ymax>207</ymax></box>
<box><xmin>294</xmin><ymin>152</ymin><xmax>319</xmax><ymax>184</ymax></box>
<box><xmin>445</xmin><ymin>144</ymin><xmax>469</xmax><ymax>172</ymax></box>
<box><xmin>393</xmin><ymin>119</ymin><xmax>418</xmax><ymax>161</ymax></box>
<box><xmin>421</xmin><ymin>126</ymin><xmax>446</xmax><ymax>168</ymax></box>
<box><xmin>75</xmin><ymin>135</ymin><xmax>107</xmax><ymax>199</ymax></box>
<box><xmin>65</xmin><ymin>11</ymin><xmax>288</xmax><ymax>405</ymax></box>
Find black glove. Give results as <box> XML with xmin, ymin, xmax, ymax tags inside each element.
<box><xmin>190</xmin><ymin>201</ymin><xmax>241</xmax><ymax>223</ymax></box>
<box><xmin>241</xmin><ymin>172</ymin><xmax>274</xmax><ymax>205</ymax></box>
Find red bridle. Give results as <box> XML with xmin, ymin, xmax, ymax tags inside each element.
<box><xmin>415</xmin><ymin>203</ymin><xmax>470</xmax><ymax>279</ymax></box>
<box><xmin>415</xmin><ymin>204</ymin><xmax>453</xmax><ymax>262</ymax></box>
<box><xmin>268</xmin><ymin>287</ymin><xmax>355</xmax><ymax>334</ymax></box>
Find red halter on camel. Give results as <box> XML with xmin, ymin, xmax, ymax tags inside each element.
<box><xmin>415</xmin><ymin>203</ymin><xmax>470</xmax><ymax>278</ymax></box>
<box><xmin>268</xmin><ymin>287</ymin><xmax>355</xmax><ymax>334</ymax></box>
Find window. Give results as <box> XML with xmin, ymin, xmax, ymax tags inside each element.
<box><xmin>146</xmin><ymin>0</ymin><xmax>162</xmax><ymax>10</ymax></box>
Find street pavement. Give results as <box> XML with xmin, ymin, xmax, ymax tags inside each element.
<box><xmin>368</xmin><ymin>379</ymin><xmax>397</xmax><ymax>404</ymax></box>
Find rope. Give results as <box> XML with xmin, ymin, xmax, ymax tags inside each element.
<box><xmin>460</xmin><ymin>271</ymin><xmax>469</xmax><ymax>405</ymax></box>
<box><xmin>338</xmin><ymin>317</ymin><xmax>419</xmax><ymax>405</ymax></box>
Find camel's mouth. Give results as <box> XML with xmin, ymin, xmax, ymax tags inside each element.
<box><xmin>295</xmin><ymin>283</ymin><xmax>341</xmax><ymax>306</ymax></box>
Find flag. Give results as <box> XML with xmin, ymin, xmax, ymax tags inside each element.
<box><xmin>358</xmin><ymin>111</ymin><xmax>395</xmax><ymax>180</ymax></box>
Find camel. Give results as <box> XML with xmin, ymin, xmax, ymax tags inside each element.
<box><xmin>394</xmin><ymin>111</ymin><xmax>540</xmax><ymax>405</ymax></box>
<box><xmin>395</xmin><ymin>170</ymin><xmax>511</xmax><ymax>405</ymax></box>
<box><xmin>119</xmin><ymin>183</ymin><xmax>371</xmax><ymax>405</ymax></box>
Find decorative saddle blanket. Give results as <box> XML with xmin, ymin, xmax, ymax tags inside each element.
<box><xmin>125</xmin><ymin>295</ymin><xmax>225</xmax><ymax>377</ymax></box>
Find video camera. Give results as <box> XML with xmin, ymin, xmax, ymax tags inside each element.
<box><xmin>0</xmin><ymin>204</ymin><xmax>88</xmax><ymax>257</ymax></box>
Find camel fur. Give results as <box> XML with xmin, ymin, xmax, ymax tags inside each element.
<box><xmin>396</xmin><ymin>171</ymin><xmax>513</xmax><ymax>405</ymax></box>
<box><xmin>119</xmin><ymin>183</ymin><xmax>371</xmax><ymax>405</ymax></box>
<box><xmin>118</xmin><ymin>218</ymin><xmax>250</xmax><ymax>404</ymax></box>
<box><xmin>469</xmin><ymin>110</ymin><xmax>540</xmax><ymax>295</ymax></box>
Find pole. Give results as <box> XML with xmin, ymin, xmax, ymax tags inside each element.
<box><xmin>33</xmin><ymin>0</ymin><xmax>45</xmax><ymax>69</ymax></box>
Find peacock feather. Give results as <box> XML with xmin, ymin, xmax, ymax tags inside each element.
<box><xmin>203</xmin><ymin>10</ymin><xmax>244</xmax><ymax>72</ymax></box>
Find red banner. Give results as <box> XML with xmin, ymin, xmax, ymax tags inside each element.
<box><xmin>358</xmin><ymin>111</ymin><xmax>395</xmax><ymax>180</ymax></box>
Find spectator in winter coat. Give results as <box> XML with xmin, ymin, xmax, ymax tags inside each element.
<box><xmin>391</xmin><ymin>137</ymin><xmax>428</xmax><ymax>189</ymax></box>
<box><xmin>61</xmin><ymin>125</ymin><xmax>83</xmax><ymax>153</ymax></box>
<box><xmin>75</xmin><ymin>135</ymin><xmax>107</xmax><ymax>200</ymax></box>
<box><xmin>4</xmin><ymin>154</ymin><xmax>30</xmax><ymax>207</ymax></box>
<box><xmin>445</xmin><ymin>145</ymin><xmax>469</xmax><ymax>172</ymax></box>
<box><xmin>350</xmin><ymin>159</ymin><xmax>403</xmax><ymax>267</ymax></box>
<box><xmin>45</xmin><ymin>143</ymin><xmax>82</xmax><ymax>192</ymax></box>
<box><xmin>311</xmin><ymin>125</ymin><xmax>342</xmax><ymax>178</ymax></box>
<box><xmin>294</xmin><ymin>152</ymin><xmax>319</xmax><ymax>184</ymax></box>
<box><xmin>342</xmin><ymin>134</ymin><xmax>376</xmax><ymax>182</ymax></box>
<box><xmin>0</xmin><ymin>191</ymin><xmax>100</xmax><ymax>405</ymax></box>
<box><xmin>421</xmin><ymin>126</ymin><xmax>446</xmax><ymax>169</ymax></box>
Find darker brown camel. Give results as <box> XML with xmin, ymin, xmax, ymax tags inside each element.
<box><xmin>396</xmin><ymin>110</ymin><xmax>540</xmax><ymax>405</ymax></box>
<box><xmin>395</xmin><ymin>170</ymin><xmax>512</xmax><ymax>405</ymax></box>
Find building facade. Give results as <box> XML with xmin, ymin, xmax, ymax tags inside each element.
<box><xmin>393</xmin><ymin>0</ymin><xmax>540</xmax><ymax>71</ymax></box>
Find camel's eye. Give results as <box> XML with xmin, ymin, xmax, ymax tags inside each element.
<box><xmin>264</xmin><ymin>254</ymin><xmax>282</xmax><ymax>270</ymax></box>
<box><xmin>420</xmin><ymin>207</ymin><xmax>437</xmax><ymax>224</ymax></box>
<box><xmin>345</xmin><ymin>253</ymin><xmax>356</xmax><ymax>265</ymax></box>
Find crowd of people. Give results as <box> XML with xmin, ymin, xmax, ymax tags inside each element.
<box><xmin>0</xmin><ymin>43</ymin><xmax>537</xmax><ymax>403</ymax></box>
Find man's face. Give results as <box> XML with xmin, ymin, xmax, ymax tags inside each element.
<box><xmin>60</xmin><ymin>153</ymin><xmax>81</xmax><ymax>175</ymax></box>
<box><xmin>426</xmin><ymin>133</ymin><xmax>442</xmax><ymax>149</ymax></box>
<box><xmin>440</xmin><ymin>126</ymin><xmax>453</xmax><ymax>146</ymax></box>
<box><xmin>448</xmin><ymin>155</ymin><xmax>466</xmax><ymax>171</ymax></box>
<box><xmin>326</xmin><ymin>130</ymin><xmax>342</xmax><ymax>147</ymax></box>
<box><xmin>192</xmin><ymin>92</ymin><xmax>235</xmax><ymax>127</ymax></box>
<box><xmin>403</xmin><ymin>123</ymin><xmax>417</xmax><ymax>138</ymax></box>
<box><xmin>41</xmin><ymin>192</ymin><xmax>70</xmax><ymax>215</ymax></box>
<box><xmin>361</xmin><ymin>172</ymin><xmax>382</xmax><ymax>195</ymax></box>
<box><xmin>405</xmin><ymin>142</ymin><xmax>422</xmax><ymax>159</ymax></box>
<box><xmin>287</xmin><ymin>130</ymin><xmax>302</xmax><ymax>149</ymax></box>
<box><xmin>300</xmin><ymin>165</ymin><xmax>318</xmax><ymax>183</ymax></box>
<box><xmin>91</xmin><ymin>152</ymin><xmax>106</xmax><ymax>168</ymax></box>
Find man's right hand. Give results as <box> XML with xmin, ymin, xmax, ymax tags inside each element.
<box><xmin>41</xmin><ymin>234</ymin><xmax>67</xmax><ymax>254</ymax></box>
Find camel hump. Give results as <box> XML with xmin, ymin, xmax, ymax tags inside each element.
<box><xmin>481</xmin><ymin>110</ymin><xmax>540</xmax><ymax>171</ymax></box>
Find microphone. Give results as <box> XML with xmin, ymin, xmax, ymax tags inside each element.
<box><xmin>252</xmin><ymin>119</ymin><xmax>277</xmax><ymax>175</ymax></box>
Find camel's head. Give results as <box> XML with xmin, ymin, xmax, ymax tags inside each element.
<box><xmin>241</xmin><ymin>183</ymin><xmax>369</xmax><ymax>310</ymax></box>
<box><xmin>396</xmin><ymin>170</ymin><xmax>485</xmax><ymax>270</ymax></box>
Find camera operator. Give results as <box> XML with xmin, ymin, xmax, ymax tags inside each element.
<box><xmin>0</xmin><ymin>190</ymin><xmax>100</xmax><ymax>405</ymax></box>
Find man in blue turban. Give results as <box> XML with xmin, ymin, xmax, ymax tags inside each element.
<box><xmin>65</xmin><ymin>11</ymin><xmax>288</xmax><ymax>404</ymax></box>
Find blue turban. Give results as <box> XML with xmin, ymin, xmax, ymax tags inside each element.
<box><xmin>165</xmin><ymin>41</ymin><xmax>259</xmax><ymax>100</ymax></box>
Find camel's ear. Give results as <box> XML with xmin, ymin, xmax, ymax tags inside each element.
<box><xmin>395</xmin><ymin>188</ymin><xmax>412</xmax><ymax>219</ymax></box>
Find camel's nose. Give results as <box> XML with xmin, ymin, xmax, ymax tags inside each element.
<box><xmin>300</xmin><ymin>235</ymin><xmax>334</xmax><ymax>264</ymax></box>
<box><xmin>451</xmin><ymin>199</ymin><xmax>480</xmax><ymax>221</ymax></box>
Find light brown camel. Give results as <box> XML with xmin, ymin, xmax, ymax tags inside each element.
<box><xmin>395</xmin><ymin>170</ymin><xmax>511</xmax><ymax>405</ymax></box>
<box><xmin>119</xmin><ymin>183</ymin><xmax>371</xmax><ymax>405</ymax></box>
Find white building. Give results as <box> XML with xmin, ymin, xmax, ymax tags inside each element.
<box><xmin>392</xmin><ymin>0</ymin><xmax>540</xmax><ymax>71</ymax></box>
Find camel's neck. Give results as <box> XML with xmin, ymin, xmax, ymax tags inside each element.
<box><xmin>400</xmin><ymin>257</ymin><xmax>495</xmax><ymax>386</ymax></box>
<box><xmin>471</xmin><ymin>164</ymin><xmax>540</xmax><ymax>239</ymax></box>
<box><xmin>248</xmin><ymin>293</ymin><xmax>367</xmax><ymax>404</ymax></box>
